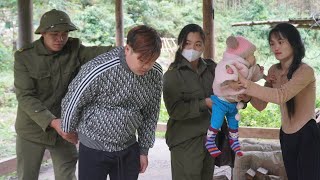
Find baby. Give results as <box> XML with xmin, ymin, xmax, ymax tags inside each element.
<box><xmin>205</xmin><ymin>35</ymin><xmax>265</xmax><ymax>157</ymax></box>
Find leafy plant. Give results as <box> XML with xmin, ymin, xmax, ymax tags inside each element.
<box><xmin>0</xmin><ymin>120</ymin><xmax>15</xmax><ymax>159</ymax></box>
<box><xmin>72</xmin><ymin>6</ymin><xmax>116</xmax><ymax>45</ymax></box>
<box><xmin>0</xmin><ymin>41</ymin><xmax>13</xmax><ymax>72</ymax></box>
<box><xmin>159</xmin><ymin>98</ymin><xmax>169</xmax><ymax>123</ymax></box>
<box><xmin>240</xmin><ymin>103</ymin><xmax>281</xmax><ymax>128</ymax></box>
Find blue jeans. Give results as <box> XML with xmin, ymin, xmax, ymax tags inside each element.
<box><xmin>210</xmin><ymin>95</ymin><xmax>238</xmax><ymax>130</ymax></box>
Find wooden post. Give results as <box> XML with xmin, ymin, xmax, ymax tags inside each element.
<box><xmin>17</xmin><ymin>0</ymin><xmax>33</xmax><ymax>49</ymax></box>
<box><xmin>115</xmin><ymin>0</ymin><xmax>124</xmax><ymax>46</ymax></box>
<box><xmin>203</xmin><ymin>0</ymin><xmax>214</xmax><ymax>59</ymax></box>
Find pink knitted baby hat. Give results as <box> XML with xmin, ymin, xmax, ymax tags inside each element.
<box><xmin>225</xmin><ymin>35</ymin><xmax>256</xmax><ymax>58</ymax></box>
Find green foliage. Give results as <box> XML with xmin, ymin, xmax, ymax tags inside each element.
<box><xmin>72</xmin><ymin>6</ymin><xmax>116</xmax><ymax>45</ymax></box>
<box><xmin>0</xmin><ymin>119</ymin><xmax>16</xmax><ymax>159</ymax></box>
<box><xmin>133</xmin><ymin>0</ymin><xmax>177</xmax><ymax>37</ymax></box>
<box><xmin>0</xmin><ymin>72</ymin><xmax>16</xmax><ymax>108</ymax></box>
<box><xmin>124</xmin><ymin>0</ymin><xmax>202</xmax><ymax>37</ymax></box>
<box><xmin>155</xmin><ymin>131</ymin><xmax>166</xmax><ymax>138</ymax></box>
<box><xmin>0</xmin><ymin>0</ymin><xmax>16</xmax><ymax>8</ymax></box>
<box><xmin>125</xmin><ymin>0</ymin><xmax>149</xmax><ymax>23</ymax></box>
<box><xmin>157</xmin><ymin>100</ymin><xmax>282</xmax><ymax>128</ymax></box>
<box><xmin>159</xmin><ymin>98</ymin><xmax>169</xmax><ymax>123</ymax></box>
<box><xmin>0</xmin><ymin>72</ymin><xmax>16</xmax><ymax>159</ymax></box>
<box><xmin>33</xmin><ymin>0</ymin><xmax>75</xmax><ymax>10</ymax></box>
<box><xmin>316</xmin><ymin>98</ymin><xmax>320</xmax><ymax>108</ymax></box>
<box><xmin>240</xmin><ymin>103</ymin><xmax>281</xmax><ymax>128</ymax></box>
<box><xmin>239</xmin><ymin>0</ymin><xmax>269</xmax><ymax>20</ymax></box>
<box><xmin>0</xmin><ymin>41</ymin><xmax>13</xmax><ymax>72</ymax></box>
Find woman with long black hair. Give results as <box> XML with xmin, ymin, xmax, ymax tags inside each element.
<box><xmin>239</xmin><ymin>23</ymin><xmax>320</xmax><ymax>180</ymax></box>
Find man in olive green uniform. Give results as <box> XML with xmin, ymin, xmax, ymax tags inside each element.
<box><xmin>14</xmin><ymin>9</ymin><xmax>112</xmax><ymax>180</ymax></box>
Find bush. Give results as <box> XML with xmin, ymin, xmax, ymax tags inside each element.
<box><xmin>0</xmin><ymin>119</ymin><xmax>16</xmax><ymax>159</ymax></box>
<box><xmin>0</xmin><ymin>72</ymin><xmax>16</xmax><ymax>108</ymax></box>
<box><xmin>159</xmin><ymin>98</ymin><xmax>169</xmax><ymax>123</ymax></box>
<box><xmin>72</xmin><ymin>6</ymin><xmax>116</xmax><ymax>45</ymax></box>
<box><xmin>0</xmin><ymin>72</ymin><xmax>16</xmax><ymax>159</ymax></box>
<box><xmin>240</xmin><ymin>103</ymin><xmax>281</xmax><ymax>128</ymax></box>
<box><xmin>0</xmin><ymin>42</ymin><xmax>13</xmax><ymax>72</ymax></box>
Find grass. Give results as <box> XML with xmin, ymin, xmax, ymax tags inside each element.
<box><xmin>158</xmin><ymin>98</ymin><xmax>169</xmax><ymax>123</ymax></box>
<box><xmin>0</xmin><ymin>172</ymin><xmax>17</xmax><ymax>180</ymax></box>
<box><xmin>155</xmin><ymin>131</ymin><xmax>166</xmax><ymax>138</ymax></box>
<box><xmin>0</xmin><ymin>71</ymin><xmax>16</xmax><ymax>159</ymax></box>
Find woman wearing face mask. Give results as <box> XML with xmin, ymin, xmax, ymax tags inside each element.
<box><xmin>163</xmin><ymin>24</ymin><xmax>216</xmax><ymax>180</ymax></box>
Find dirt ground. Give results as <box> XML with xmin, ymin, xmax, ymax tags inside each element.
<box><xmin>35</xmin><ymin>138</ymin><xmax>231</xmax><ymax>180</ymax></box>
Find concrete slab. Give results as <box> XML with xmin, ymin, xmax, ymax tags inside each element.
<box><xmin>138</xmin><ymin>138</ymin><xmax>171</xmax><ymax>180</ymax></box>
<box><xmin>36</xmin><ymin>138</ymin><xmax>231</xmax><ymax>180</ymax></box>
<box><xmin>38</xmin><ymin>138</ymin><xmax>171</xmax><ymax>180</ymax></box>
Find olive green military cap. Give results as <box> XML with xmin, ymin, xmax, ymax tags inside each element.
<box><xmin>35</xmin><ymin>9</ymin><xmax>77</xmax><ymax>34</ymax></box>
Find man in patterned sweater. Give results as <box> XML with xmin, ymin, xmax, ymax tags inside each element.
<box><xmin>61</xmin><ymin>25</ymin><xmax>163</xmax><ymax>180</ymax></box>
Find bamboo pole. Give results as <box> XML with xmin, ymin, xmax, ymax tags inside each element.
<box><xmin>231</xmin><ymin>19</ymin><xmax>320</xmax><ymax>30</ymax></box>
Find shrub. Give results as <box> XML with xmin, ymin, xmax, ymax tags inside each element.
<box><xmin>240</xmin><ymin>103</ymin><xmax>281</xmax><ymax>128</ymax></box>
<box><xmin>0</xmin><ymin>42</ymin><xmax>13</xmax><ymax>71</ymax></box>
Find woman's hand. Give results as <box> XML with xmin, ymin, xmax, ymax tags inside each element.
<box><xmin>263</xmin><ymin>73</ymin><xmax>276</xmax><ymax>87</ymax></box>
<box><xmin>237</xmin><ymin>73</ymin><xmax>248</xmax><ymax>88</ymax></box>
<box><xmin>228</xmin><ymin>81</ymin><xmax>243</xmax><ymax>91</ymax></box>
<box><xmin>265</xmin><ymin>74</ymin><xmax>277</xmax><ymax>83</ymax></box>
<box><xmin>238</xmin><ymin>94</ymin><xmax>251</xmax><ymax>103</ymax></box>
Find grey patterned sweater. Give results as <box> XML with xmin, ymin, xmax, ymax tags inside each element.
<box><xmin>61</xmin><ymin>46</ymin><xmax>163</xmax><ymax>155</ymax></box>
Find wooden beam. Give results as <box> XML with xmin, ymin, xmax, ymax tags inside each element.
<box><xmin>232</xmin><ymin>20</ymin><xmax>289</xmax><ymax>27</ymax></box>
<box><xmin>232</xmin><ymin>19</ymin><xmax>320</xmax><ymax>30</ymax></box>
<box><xmin>156</xmin><ymin>123</ymin><xmax>279</xmax><ymax>139</ymax></box>
<box><xmin>202</xmin><ymin>0</ymin><xmax>214</xmax><ymax>59</ymax></box>
<box><xmin>296</xmin><ymin>24</ymin><xmax>320</xmax><ymax>29</ymax></box>
<box><xmin>115</xmin><ymin>0</ymin><xmax>124</xmax><ymax>46</ymax></box>
<box><xmin>238</xmin><ymin>126</ymin><xmax>279</xmax><ymax>139</ymax></box>
<box><xmin>156</xmin><ymin>123</ymin><xmax>167</xmax><ymax>132</ymax></box>
<box><xmin>17</xmin><ymin>0</ymin><xmax>33</xmax><ymax>49</ymax></box>
<box><xmin>288</xmin><ymin>18</ymin><xmax>317</xmax><ymax>24</ymax></box>
<box><xmin>0</xmin><ymin>156</ymin><xmax>17</xmax><ymax>175</ymax></box>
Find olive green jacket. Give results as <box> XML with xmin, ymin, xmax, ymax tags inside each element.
<box><xmin>14</xmin><ymin>37</ymin><xmax>113</xmax><ymax>145</ymax></box>
<box><xmin>163</xmin><ymin>58</ymin><xmax>217</xmax><ymax>148</ymax></box>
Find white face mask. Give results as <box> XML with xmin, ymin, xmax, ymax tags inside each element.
<box><xmin>181</xmin><ymin>49</ymin><xmax>202</xmax><ymax>62</ymax></box>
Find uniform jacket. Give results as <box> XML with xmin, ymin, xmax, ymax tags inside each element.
<box><xmin>212</xmin><ymin>52</ymin><xmax>264</xmax><ymax>100</ymax></box>
<box><xmin>163</xmin><ymin>57</ymin><xmax>216</xmax><ymax>148</ymax></box>
<box><xmin>14</xmin><ymin>37</ymin><xmax>112</xmax><ymax>145</ymax></box>
<box><xmin>61</xmin><ymin>47</ymin><xmax>163</xmax><ymax>155</ymax></box>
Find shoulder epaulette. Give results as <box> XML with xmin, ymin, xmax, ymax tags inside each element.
<box><xmin>16</xmin><ymin>44</ymin><xmax>34</xmax><ymax>52</ymax></box>
<box><xmin>168</xmin><ymin>63</ymin><xmax>177</xmax><ymax>71</ymax></box>
<box><xmin>68</xmin><ymin>37</ymin><xmax>81</xmax><ymax>49</ymax></box>
<box><xmin>69</xmin><ymin>37</ymin><xmax>80</xmax><ymax>43</ymax></box>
